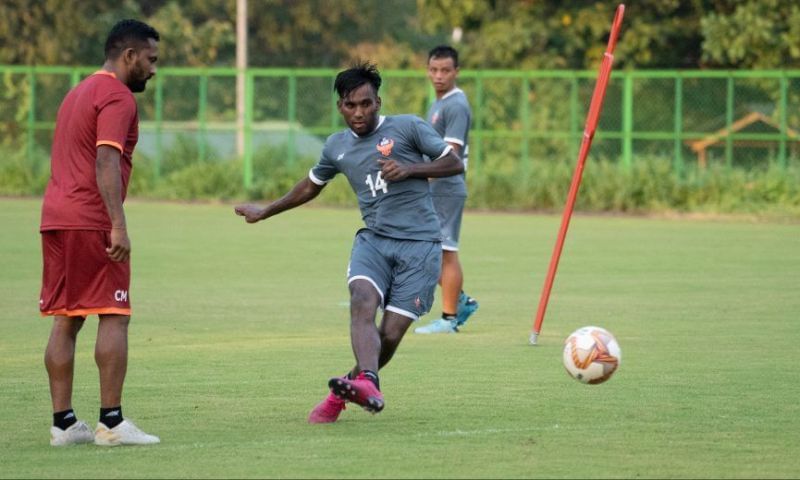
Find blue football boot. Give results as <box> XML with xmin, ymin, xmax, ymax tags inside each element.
<box><xmin>455</xmin><ymin>292</ymin><xmax>479</xmax><ymax>327</ymax></box>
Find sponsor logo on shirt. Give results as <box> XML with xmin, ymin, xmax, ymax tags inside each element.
<box><xmin>376</xmin><ymin>137</ymin><xmax>394</xmax><ymax>157</ymax></box>
<box><xmin>431</xmin><ymin>110</ymin><xmax>440</xmax><ymax>125</ymax></box>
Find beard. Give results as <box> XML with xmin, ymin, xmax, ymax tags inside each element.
<box><xmin>129</xmin><ymin>78</ymin><xmax>148</xmax><ymax>93</ymax></box>
<box><xmin>127</xmin><ymin>63</ymin><xmax>151</xmax><ymax>93</ymax></box>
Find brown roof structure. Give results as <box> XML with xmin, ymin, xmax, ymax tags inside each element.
<box><xmin>686</xmin><ymin>112</ymin><xmax>798</xmax><ymax>167</ymax></box>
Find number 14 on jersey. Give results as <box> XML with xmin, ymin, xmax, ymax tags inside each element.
<box><xmin>365</xmin><ymin>172</ymin><xmax>388</xmax><ymax>197</ymax></box>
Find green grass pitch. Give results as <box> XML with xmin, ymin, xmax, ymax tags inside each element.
<box><xmin>1</xmin><ymin>198</ymin><xmax>799</xmax><ymax>478</ymax></box>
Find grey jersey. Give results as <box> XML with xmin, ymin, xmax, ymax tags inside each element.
<box><xmin>426</xmin><ymin>87</ymin><xmax>470</xmax><ymax>196</ymax></box>
<box><xmin>310</xmin><ymin>115</ymin><xmax>451</xmax><ymax>241</ymax></box>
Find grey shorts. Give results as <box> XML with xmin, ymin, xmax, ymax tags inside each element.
<box><xmin>431</xmin><ymin>194</ymin><xmax>466</xmax><ymax>251</ymax></box>
<box><xmin>347</xmin><ymin>229</ymin><xmax>442</xmax><ymax>320</ymax></box>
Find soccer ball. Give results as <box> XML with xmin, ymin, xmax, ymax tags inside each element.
<box><xmin>562</xmin><ymin>326</ymin><xmax>621</xmax><ymax>384</ymax></box>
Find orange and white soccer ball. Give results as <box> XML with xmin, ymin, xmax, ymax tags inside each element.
<box><xmin>563</xmin><ymin>326</ymin><xmax>621</xmax><ymax>384</ymax></box>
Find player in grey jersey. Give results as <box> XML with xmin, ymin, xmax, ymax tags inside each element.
<box><xmin>415</xmin><ymin>45</ymin><xmax>479</xmax><ymax>335</ymax></box>
<box><xmin>234</xmin><ymin>63</ymin><xmax>463</xmax><ymax>423</ymax></box>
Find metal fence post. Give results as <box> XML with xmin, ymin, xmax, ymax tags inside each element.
<box><xmin>330</xmin><ymin>75</ymin><xmax>338</xmax><ymax>131</ymax></box>
<box><xmin>673</xmin><ymin>73</ymin><xmax>683</xmax><ymax>175</ymax></box>
<box><xmin>198</xmin><ymin>72</ymin><xmax>208</xmax><ymax>163</ymax></box>
<box><xmin>288</xmin><ymin>71</ymin><xmax>297</xmax><ymax>165</ymax></box>
<box><xmin>155</xmin><ymin>74</ymin><xmax>163</xmax><ymax>178</ymax></box>
<box><xmin>622</xmin><ymin>71</ymin><xmax>633</xmax><ymax>169</ymax></box>
<box><xmin>26</xmin><ymin>68</ymin><xmax>36</xmax><ymax>164</ymax></box>
<box><xmin>521</xmin><ymin>76</ymin><xmax>530</xmax><ymax>177</ymax></box>
<box><xmin>570</xmin><ymin>74</ymin><xmax>579</xmax><ymax>160</ymax></box>
<box><xmin>725</xmin><ymin>74</ymin><xmax>734</xmax><ymax>167</ymax></box>
<box><xmin>473</xmin><ymin>72</ymin><xmax>483</xmax><ymax>176</ymax></box>
<box><xmin>243</xmin><ymin>71</ymin><xmax>254</xmax><ymax>189</ymax></box>
<box><xmin>779</xmin><ymin>72</ymin><xmax>788</xmax><ymax>169</ymax></box>
<box><xmin>70</xmin><ymin>68</ymin><xmax>80</xmax><ymax>88</ymax></box>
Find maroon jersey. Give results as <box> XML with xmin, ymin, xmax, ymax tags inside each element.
<box><xmin>40</xmin><ymin>71</ymin><xmax>138</xmax><ymax>231</ymax></box>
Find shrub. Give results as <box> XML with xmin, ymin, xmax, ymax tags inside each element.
<box><xmin>0</xmin><ymin>145</ymin><xmax>49</xmax><ymax>195</ymax></box>
<box><xmin>2</xmin><ymin>143</ymin><xmax>798</xmax><ymax>218</ymax></box>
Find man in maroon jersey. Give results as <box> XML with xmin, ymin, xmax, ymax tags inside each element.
<box><xmin>40</xmin><ymin>19</ymin><xmax>160</xmax><ymax>447</ymax></box>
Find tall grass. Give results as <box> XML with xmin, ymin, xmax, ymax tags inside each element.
<box><xmin>2</xmin><ymin>144</ymin><xmax>798</xmax><ymax>217</ymax></box>
<box><xmin>466</xmin><ymin>156</ymin><xmax>800</xmax><ymax>217</ymax></box>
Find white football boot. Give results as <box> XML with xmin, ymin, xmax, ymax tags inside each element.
<box><xmin>50</xmin><ymin>420</ymin><xmax>94</xmax><ymax>446</ymax></box>
<box><xmin>94</xmin><ymin>419</ymin><xmax>160</xmax><ymax>446</ymax></box>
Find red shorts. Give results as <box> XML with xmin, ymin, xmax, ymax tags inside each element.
<box><xmin>40</xmin><ymin>230</ymin><xmax>131</xmax><ymax>317</ymax></box>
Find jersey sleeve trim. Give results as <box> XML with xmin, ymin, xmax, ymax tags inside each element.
<box><xmin>433</xmin><ymin>144</ymin><xmax>453</xmax><ymax>161</ymax></box>
<box><xmin>443</xmin><ymin>136</ymin><xmax>465</xmax><ymax>146</ymax></box>
<box><xmin>96</xmin><ymin>140</ymin><xmax>124</xmax><ymax>153</ymax></box>
<box><xmin>308</xmin><ymin>169</ymin><xmax>329</xmax><ymax>185</ymax></box>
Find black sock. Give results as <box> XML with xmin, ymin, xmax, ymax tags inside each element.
<box><xmin>344</xmin><ymin>371</ymin><xmax>354</xmax><ymax>380</ymax></box>
<box><xmin>360</xmin><ymin>370</ymin><xmax>380</xmax><ymax>390</ymax></box>
<box><xmin>442</xmin><ymin>312</ymin><xmax>456</xmax><ymax>321</ymax></box>
<box><xmin>99</xmin><ymin>406</ymin><xmax>123</xmax><ymax>429</ymax></box>
<box><xmin>53</xmin><ymin>409</ymin><xmax>77</xmax><ymax>430</ymax></box>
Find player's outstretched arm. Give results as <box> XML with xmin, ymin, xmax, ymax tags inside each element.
<box><xmin>378</xmin><ymin>150</ymin><xmax>463</xmax><ymax>182</ymax></box>
<box><xmin>234</xmin><ymin>177</ymin><xmax>324</xmax><ymax>224</ymax></box>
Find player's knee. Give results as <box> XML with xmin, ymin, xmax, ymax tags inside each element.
<box><xmin>379</xmin><ymin>322</ymin><xmax>407</xmax><ymax>346</ymax></box>
<box><xmin>99</xmin><ymin>314</ymin><xmax>130</xmax><ymax>329</ymax></box>
<box><xmin>380</xmin><ymin>330</ymin><xmax>403</xmax><ymax>348</ymax></box>
<box><xmin>349</xmin><ymin>284</ymin><xmax>381</xmax><ymax>310</ymax></box>
<box><xmin>53</xmin><ymin>316</ymin><xmax>85</xmax><ymax>338</ymax></box>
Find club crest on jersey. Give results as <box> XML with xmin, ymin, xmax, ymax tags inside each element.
<box><xmin>431</xmin><ymin>110</ymin><xmax>440</xmax><ymax>125</ymax></box>
<box><xmin>376</xmin><ymin>137</ymin><xmax>394</xmax><ymax>157</ymax></box>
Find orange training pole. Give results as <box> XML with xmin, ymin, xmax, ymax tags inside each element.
<box><xmin>530</xmin><ymin>5</ymin><xmax>625</xmax><ymax>345</ymax></box>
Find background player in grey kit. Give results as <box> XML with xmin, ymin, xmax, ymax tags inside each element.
<box><xmin>415</xmin><ymin>45</ymin><xmax>479</xmax><ymax>335</ymax></box>
<box><xmin>234</xmin><ymin>62</ymin><xmax>463</xmax><ymax>423</ymax></box>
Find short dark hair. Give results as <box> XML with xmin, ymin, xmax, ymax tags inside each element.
<box><xmin>428</xmin><ymin>45</ymin><xmax>459</xmax><ymax>68</ymax></box>
<box><xmin>334</xmin><ymin>62</ymin><xmax>382</xmax><ymax>99</ymax></box>
<box><xmin>104</xmin><ymin>19</ymin><xmax>160</xmax><ymax>59</ymax></box>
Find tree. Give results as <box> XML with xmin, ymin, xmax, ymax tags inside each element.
<box><xmin>0</xmin><ymin>0</ymin><xmax>140</xmax><ymax>65</ymax></box>
<box><xmin>246</xmin><ymin>0</ymin><xmax>439</xmax><ymax>67</ymax></box>
<box><xmin>701</xmin><ymin>0</ymin><xmax>800</xmax><ymax>68</ymax></box>
<box><xmin>415</xmin><ymin>0</ymin><xmax>708</xmax><ymax>69</ymax></box>
<box><xmin>2</xmin><ymin>0</ymin><xmax>800</xmax><ymax>70</ymax></box>
<box><xmin>145</xmin><ymin>0</ymin><xmax>235</xmax><ymax>67</ymax></box>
